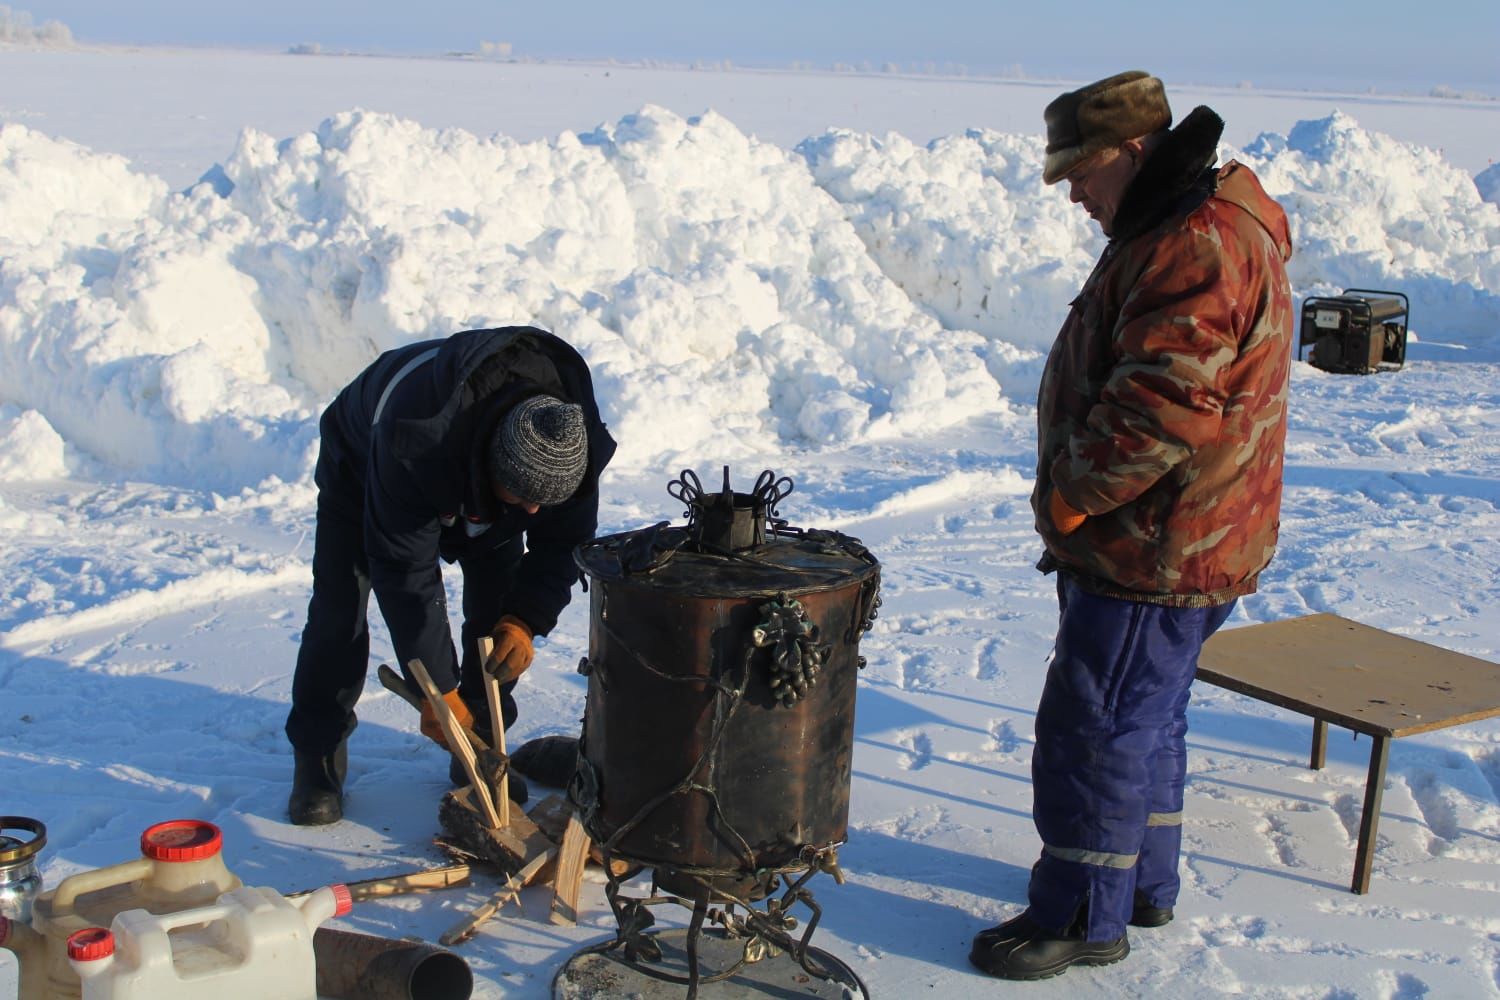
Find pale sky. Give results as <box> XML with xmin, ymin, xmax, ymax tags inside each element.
<box><xmin>18</xmin><ymin>1</ymin><xmax>1500</xmax><ymax>96</ymax></box>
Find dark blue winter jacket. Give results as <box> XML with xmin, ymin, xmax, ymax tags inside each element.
<box><xmin>316</xmin><ymin>326</ymin><xmax>616</xmax><ymax>691</ymax></box>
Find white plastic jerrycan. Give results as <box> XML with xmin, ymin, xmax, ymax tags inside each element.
<box><xmin>65</xmin><ymin>883</ymin><xmax>351</xmax><ymax>1000</ymax></box>
<box><xmin>32</xmin><ymin>819</ymin><xmax>243</xmax><ymax>999</ymax></box>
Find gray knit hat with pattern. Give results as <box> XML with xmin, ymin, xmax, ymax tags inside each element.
<box><xmin>489</xmin><ymin>395</ymin><xmax>588</xmax><ymax>506</ymax></box>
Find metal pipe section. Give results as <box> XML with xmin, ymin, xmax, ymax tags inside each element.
<box><xmin>313</xmin><ymin>927</ymin><xmax>473</xmax><ymax>1000</ymax></box>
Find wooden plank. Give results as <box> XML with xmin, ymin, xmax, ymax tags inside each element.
<box><xmin>409</xmin><ymin>658</ymin><xmax>502</xmax><ymax>829</ymax></box>
<box><xmin>549</xmin><ymin>811</ymin><xmax>591</xmax><ymax>926</ymax></box>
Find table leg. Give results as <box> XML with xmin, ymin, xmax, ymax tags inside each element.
<box><xmin>1351</xmin><ymin>734</ymin><xmax>1390</xmax><ymax>894</ymax></box>
<box><xmin>1310</xmin><ymin>718</ymin><xmax>1327</xmax><ymax>770</ymax></box>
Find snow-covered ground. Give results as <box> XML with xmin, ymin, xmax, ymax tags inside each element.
<box><xmin>2</xmin><ymin>49</ymin><xmax>1499</xmax><ymax>999</ymax></box>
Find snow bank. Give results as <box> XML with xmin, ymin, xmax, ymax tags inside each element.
<box><xmin>1477</xmin><ymin>163</ymin><xmax>1500</xmax><ymax>205</ymax></box>
<box><xmin>1238</xmin><ymin>112</ymin><xmax>1500</xmax><ymax>343</ymax></box>
<box><xmin>0</xmin><ymin>405</ymin><xmax>67</xmax><ymax>479</ymax></box>
<box><xmin>1</xmin><ymin>107</ymin><xmax>1496</xmax><ymax>493</ymax></box>
<box><xmin>799</xmin><ymin>127</ymin><xmax>1097</xmax><ymax>350</ymax></box>
<box><xmin>801</xmin><ymin>110</ymin><xmax>1500</xmax><ymax>352</ymax></box>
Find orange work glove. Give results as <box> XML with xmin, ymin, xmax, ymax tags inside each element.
<box><xmin>1049</xmin><ymin>489</ymin><xmax>1087</xmax><ymax>537</ymax></box>
<box><xmin>486</xmin><ymin>615</ymin><xmax>535</xmax><ymax>685</ymax></box>
<box><xmin>418</xmin><ymin>688</ymin><xmax>474</xmax><ymax>750</ymax></box>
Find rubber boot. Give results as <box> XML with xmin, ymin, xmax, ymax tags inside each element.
<box><xmin>289</xmin><ymin>742</ymin><xmax>347</xmax><ymax>826</ymax></box>
<box><xmin>510</xmin><ymin>735</ymin><xmax>580</xmax><ymax>788</ymax></box>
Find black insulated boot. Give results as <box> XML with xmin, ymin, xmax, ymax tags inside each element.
<box><xmin>1130</xmin><ymin>890</ymin><xmax>1174</xmax><ymax>928</ymax></box>
<box><xmin>968</xmin><ymin>913</ymin><xmax>1129</xmax><ymax>980</ymax></box>
<box><xmin>288</xmin><ymin>743</ymin><xmax>346</xmax><ymax>826</ymax></box>
<box><xmin>510</xmin><ymin>735</ymin><xmax>579</xmax><ymax>788</ymax></box>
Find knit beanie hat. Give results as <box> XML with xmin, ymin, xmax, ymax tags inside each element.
<box><xmin>489</xmin><ymin>395</ymin><xmax>588</xmax><ymax>506</ymax></box>
<box><xmin>1042</xmin><ymin>70</ymin><xmax>1172</xmax><ymax>185</ymax></box>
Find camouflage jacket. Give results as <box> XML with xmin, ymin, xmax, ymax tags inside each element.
<box><xmin>1032</xmin><ymin>107</ymin><xmax>1294</xmax><ymax>606</ymax></box>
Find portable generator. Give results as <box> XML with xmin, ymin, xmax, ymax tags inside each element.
<box><xmin>1298</xmin><ymin>288</ymin><xmax>1409</xmax><ymax>374</ymax></box>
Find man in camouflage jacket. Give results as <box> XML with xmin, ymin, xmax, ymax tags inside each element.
<box><xmin>970</xmin><ymin>71</ymin><xmax>1293</xmax><ymax>980</ymax></box>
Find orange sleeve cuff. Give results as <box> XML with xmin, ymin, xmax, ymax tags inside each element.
<box><xmin>1048</xmin><ymin>489</ymin><xmax>1087</xmax><ymax>536</ymax></box>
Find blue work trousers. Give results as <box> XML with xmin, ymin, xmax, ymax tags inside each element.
<box><xmin>1027</xmin><ymin>575</ymin><xmax>1234</xmax><ymax>941</ymax></box>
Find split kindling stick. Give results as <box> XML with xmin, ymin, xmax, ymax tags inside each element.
<box><xmin>549</xmin><ymin>810</ymin><xmax>591</xmax><ymax>926</ymax></box>
<box><xmin>439</xmin><ymin>846</ymin><xmax>557</xmax><ymax>946</ymax></box>
<box><xmin>288</xmin><ymin>863</ymin><xmax>473</xmax><ymax>902</ymax></box>
<box><xmin>477</xmin><ymin>635</ymin><xmax>511</xmax><ymax>827</ymax></box>
<box><xmin>408</xmin><ymin>657</ymin><xmax>503</xmax><ymax>830</ymax></box>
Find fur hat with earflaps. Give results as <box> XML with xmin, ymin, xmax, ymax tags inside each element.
<box><xmin>1042</xmin><ymin>70</ymin><xmax>1172</xmax><ymax>184</ymax></box>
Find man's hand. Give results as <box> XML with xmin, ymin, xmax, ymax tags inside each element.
<box><xmin>419</xmin><ymin>688</ymin><xmax>474</xmax><ymax>749</ymax></box>
<box><xmin>1049</xmin><ymin>489</ymin><xmax>1087</xmax><ymax>536</ymax></box>
<box><xmin>486</xmin><ymin>615</ymin><xmax>535</xmax><ymax>685</ymax></box>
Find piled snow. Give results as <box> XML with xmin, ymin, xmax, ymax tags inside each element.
<box><xmin>1478</xmin><ymin>162</ymin><xmax>1500</xmax><ymax>205</ymax></box>
<box><xmin>0</xmin><ymin>405</ymin><xmax>66</xmax><ymax>479</ymax></box>
<box><xmin>798</xmin><ymin>127</ymin><xmax>1097</xmax><ymax>350</ymax></box>
<box><xmin>1</xmin><ymin>107</ymin><xmax>1496</xmax><ymax>494</ymax></box>
<box><xmin>1239</xmin><ymin>112</ymin><xmax>1500</xmax><ymax>339</ymax></box>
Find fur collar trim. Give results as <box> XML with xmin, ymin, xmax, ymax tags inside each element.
<box><xmin>1111</xmin><ymin>106</ymin><xmax>1225</xmax><ymax>243</ymax></box>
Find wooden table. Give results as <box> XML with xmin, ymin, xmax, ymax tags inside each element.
<box><xmin>1196</xmin><ymin>613</ymin><xmax>1500</xmax><ymax>893</ymax></box>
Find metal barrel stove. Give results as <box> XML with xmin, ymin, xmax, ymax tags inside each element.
<box><xmin>563</xmin><ymin>469</ymin><xmax>879</xmax><ymax>998</ymax></box>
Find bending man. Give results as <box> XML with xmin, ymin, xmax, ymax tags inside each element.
<box><xmin>285</xmin><ymin>326</ymin><xmax>615</xmax><ymax>825</ymax></box>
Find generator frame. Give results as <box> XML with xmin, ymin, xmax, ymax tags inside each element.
<box><xmin>1298</xmin><ymin>288</ymin><xmax>1410</xmax><ymax>375</ymax></box>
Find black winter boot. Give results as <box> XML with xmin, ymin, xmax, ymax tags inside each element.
<box><xmin>968</xmin><ymin>913</ymin><xmax>1129</xmax><ymax>980</ymax></box>
<box><xmin>510</xmin><ymin>735</ymin><xmax>580</xmax><ymax>788</ymax></box>
<box><xmin>1130</xmin><ymin>890</ymin><xmax>1174</xmax><ymax>928</ymax></box>
<box><xmin>289</xmin><ymin>743</ymin><xmax>347</xmax><ymax>826</ymax></box>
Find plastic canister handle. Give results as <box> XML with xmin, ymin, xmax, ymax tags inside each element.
<box><xmin>47</xmin><ymin>858</ymin><xmax>154</xmax><ymax>914</ymax></box>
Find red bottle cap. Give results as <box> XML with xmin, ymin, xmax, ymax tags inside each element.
<box><xmin>330</xmin><ymin>883</ymin><xmax>353</xmax><ymax>917</ymax></box>
<box><xmin>140</xmin><ymin>819</ymin><xmax>223</xmax><ymax>862</ymax></box>
<box><xmin>68</xmin><ymin>927</ymin><xmax>115</xmax><ymax>961</ymax></box>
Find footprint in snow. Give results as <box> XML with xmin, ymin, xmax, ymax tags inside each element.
<box><xmin>898</xmin><ymin>730</ymin><xmax>934</xmax><ymax>771</ymax></box>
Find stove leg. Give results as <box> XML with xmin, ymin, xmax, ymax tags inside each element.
<box><xmin>685</xmin><ymin>894</ymin><xmax>710</xmax><ymax>1000</ymax></box>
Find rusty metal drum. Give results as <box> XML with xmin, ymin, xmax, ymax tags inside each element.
<box><xmin>572</xmin><ymin>470</ymin><xmax>879</xmax><ymax>897</ymax></box>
